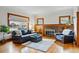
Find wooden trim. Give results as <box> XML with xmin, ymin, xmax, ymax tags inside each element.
<box><xmin>77</xmin><ymin>12</ymin><xmax>79</xmax><ymax>46</ymax></box>
<box><xmin>7</xmin><ymin>13</ymin><xmax>9</xmax><ymax>26</ymax></box>
<box><xmin>7</xmin><ymin>13</ymin><xmax>30</xmax><ymax>29</ymax></box>
<box><xmin>59</xmin><ymin>16</ymin><xmax>71</xmax><ymax>24</ymax></box>
<box><xmin>8</xmin><ymin>13</ymin><xmax>29</xmax><ymax>18</ymax></box>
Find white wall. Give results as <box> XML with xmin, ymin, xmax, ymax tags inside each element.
<box><xmin>0</xmin><ymin>7</ymin><xmax>76</xmax><ymax>28</ymax></box>
<box><xmin>0</xmin><ymin>7</ymin><xmax>35</xmax><ymax>29</ymax></box>
<box><xmin>34</xmin><ymin>8</ymin><xmax>74</xmax><ymax>24</ymax></box>
<box><xmin>44</xmin><ymin>9</ymin><xmax>74</xmax><ymax>24</ymax></box>
<box><xmin>0</xmin><ymin>7</ymin><xmax>8</xmax><ymax>25</ymax></box>
<box><xmin>74</xmin><ymin>7</ymin><xmax>77</xmax><ymax>38</ymax></box>
<box><xmin>0</xmin><ymin>7</ymin><xmax>75</xmax><ymax>25</ymax></box>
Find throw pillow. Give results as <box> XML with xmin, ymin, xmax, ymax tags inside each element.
<box><xmin>15</xmin><ymin>30</ymin><xmax>22</xmax><ymax>36</ymax></box>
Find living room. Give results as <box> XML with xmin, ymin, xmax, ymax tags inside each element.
<box><xmin>0</xmin><ymin>6</ymin><xmax>78</xmax><ymax>53</ymax></box>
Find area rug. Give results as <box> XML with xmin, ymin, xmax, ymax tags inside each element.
<box><xmin>26</xmin><ymin>40</ymin><xmax>55</xmax><ymax>52</ymax></box>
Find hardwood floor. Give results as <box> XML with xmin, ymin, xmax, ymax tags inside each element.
<box><xmin>0</xmin><ymin>38</ymin><xmax>63</xmax><ymax>53</ymax></box>
<box><xmin>64</xmin><ymin>44</ymin><xmax>79</xmax><ymax>53</ymax></box>
<box><xmin>0</xmin><ymin>38</ymin><xmax>79</xmax><ymax>53</ymax></box>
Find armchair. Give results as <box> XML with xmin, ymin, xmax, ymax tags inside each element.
<box><xmin>55</xmin><ymin>29</ymin><xmax>75</xmax><ymax>44</ymax></box>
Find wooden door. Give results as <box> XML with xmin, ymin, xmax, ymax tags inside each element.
<box><xmin>77</xmin><ymin>12</ymin><xmax>79</xmax><ymax>46</ymax></box>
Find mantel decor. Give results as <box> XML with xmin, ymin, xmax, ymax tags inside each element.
<box><xmin>59</xmin><ymin>16</ymin><xmax>71</xmax><ymax>25</ymax></box>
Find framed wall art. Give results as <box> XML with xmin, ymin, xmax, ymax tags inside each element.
<box><xmin>59</xmin><ymin>16</ymin><xmax>71</xmax><ymax>24</ymax></box>
<box><xmin>37</xmin><ymin>18</ymin><xmax>44</xmax><ymax>25</ymax></box>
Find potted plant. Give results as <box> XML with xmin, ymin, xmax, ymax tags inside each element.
<box><xmin>0</xmin><ymin>25</ymin><xmax>10</xmax><ymax>40</ymax></box>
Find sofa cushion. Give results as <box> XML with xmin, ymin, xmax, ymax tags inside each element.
<box><xmin>15</xmin><ymin>30</ymin><xmax>22</xmax><ymax>36</ymax></box>
<box><xmin>21</xmin><ymin>33</ymin><xmax>37</xmax><ymax>37</ymax></box>
<box><xmin>21</xmin><ymin>29</ymin><xmax>32</xmax><ymax>35</ymax></box>
<box><xmin>62</xmin><ymin>29</ymin><xmax>72</xmax><ymax>35</ymax></box>
<box><xmin>21</xmin><ymin>30</ymin><xmax>28</xmax><ymax>35</ymax></box>
<box><xmin>56</xmin><ymin>35</ymin><xmax>64</xmax><ymax>40</ymax></box>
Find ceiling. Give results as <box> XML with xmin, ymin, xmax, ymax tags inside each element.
<box><xmin>2</xmin><ymin>6</ymin><xmax>76</xmax><ymax>15</ymax></box>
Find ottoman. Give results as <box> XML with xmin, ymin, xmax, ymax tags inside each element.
<box><xmin>30</xmin><ymin>33</ymin><xmax>42</xmax><ymax>42</ymax></box>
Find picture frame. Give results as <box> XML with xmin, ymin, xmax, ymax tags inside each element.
<box><xmin>59</xmin><ymin>16</ymin><xmax>71</xmax><ymax>24</ymax></box>
<box><xmin>37</xmin><ymin>18</ymin><xmax>44</xmax><ymax>25</ymax></box>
